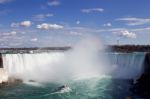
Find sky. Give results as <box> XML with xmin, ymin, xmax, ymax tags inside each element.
<box><xmin>0</xmin><ymin>0</ymin><xmax>150</xmax><ymax>47</ymax></box>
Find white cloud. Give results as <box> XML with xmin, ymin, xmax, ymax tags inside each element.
<box><xmin>117</xmin><ymin>17</ymin><xmax>150</xmax><ymax>26</ymax></box>
<box><xmin>114</xmin><ymin>30</ymin><xmax>136</xmax><ymax>39</ymax></box>
<box><xmin>11</xmin><ymin>21</ymin><xmax>32</xmax><ymax>27</ymax></box>
<box><xmin>76</xmin><ymin>20</ymin><xmax>80</xmax><ymax>25</ymax></box>
<box><xmin>103</xmin><ymin>23</ymin><xmax>112</xmax><ymax>27</ymax></box>
<box><xmin>48</xmin><ymin>1</ymin><xmax>60</xmax><ymax>6</ymax></box>
<box><xmin>20</xmin><ymin>21</ymin><xmax>32</xmax><ymax>27</ymax></box>
<box><xmin>30</xmin><ymin>38</ymin><xmax>38</xmax><ymax>42</ymax></box>
<box><xmin>37</xmin><ymin>23</ymin><xmax>63</xmax><ymax>30</ymax></box>
<box><xmin>0</xmin><ymin>0</ymin><xmax>11</xmax><ymax>4</ymax></box>
<box><xmin>81</xmin><ymin>8</ymin><xmax>104</xmax><ymax>13</ymax></box>
<box><xmin>33</xmin><ymin>13</ymin><xmax>53</xmax><ymax>21</ymax></box>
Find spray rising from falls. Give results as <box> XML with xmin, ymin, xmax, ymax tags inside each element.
<box><xmin>1</xmin><ymin>37</ymin><xmax>146</xmax><ymax>83</ymax></box>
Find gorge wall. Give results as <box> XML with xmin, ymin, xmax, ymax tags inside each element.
<box><xmin>0</xmin><ymin>53</ymin><xmax>3</xmax><ymax>68</ymax></box>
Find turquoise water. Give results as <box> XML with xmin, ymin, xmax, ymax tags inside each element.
<box><xmin>0</xmin><ymin>77</ymin><xmax>142</xmax><ymax>99</ymax></box>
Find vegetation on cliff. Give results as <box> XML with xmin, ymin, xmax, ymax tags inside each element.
<box><xmin>111</xmin><ymin>45</ymin><xmax>150</xmax><ymax>52</ymax></box>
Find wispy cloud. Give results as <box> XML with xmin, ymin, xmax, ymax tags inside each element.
<box><xmin>69</xmin><ymin>31</ymin><xmax>83</xmax><ymax>36</ymax></box>
<box><xmin>0</xmin><ymin>0</ymin><xmax>12</xmax><ymax>4</ymax></box>
<box><xmin>0</xmin><ymin>31</ymin><xmax>17</xmax><ymax>36</ymax></box>
<box><xmin>130</xmin><ymin>27</ymin><xmax>150</xmax><ymax>31</ymax></box>
<box><xmin>48</xmin><ymin>1</ymin><xmax>60</xmax><ymax>6</ymax></box>
<box><xmin>33</xmin><ymin>13</ymin><xmax>53</xmax><ymax>21</ymax></box>
<box><xmin>36</xmin><ymin>23</ymin><xmax>63</xmax><ymax>30</ymax></box>
<box><xmin>30</xmin><ymin>38</ymin><xmax>38</xmax><ymax>42</ymax></box>
<box><xmin>116</xmin><ymin>17</ymin><xmax>150</xmax><ymax>26</ymax></box>
<box><xmin>81</xmin><ymin>8</ymin><xmax>104</xmax><ymax>13</ymax></box>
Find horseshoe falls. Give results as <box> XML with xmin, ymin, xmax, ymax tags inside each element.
<box><xmin>0</xmin><ymin>51</ymin><xmax>146</xmax><ymax>99</ymax></box>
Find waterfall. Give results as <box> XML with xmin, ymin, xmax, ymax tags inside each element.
<box><xmin>2</xmin><ymin>52</ymin><xmax>65</xmax><ymax>82</ymax></box>
<box><xmin>108</xmin><ymin>52</ymin><xmax>146</xmax><ymax>79</ymax></box>
<box><xmin>1</xmin><ymin>52</ymin><xmax>146</xmax><ymax>82</ymax></box>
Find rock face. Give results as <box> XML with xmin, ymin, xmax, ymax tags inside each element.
<box><xmin>133</xmin><ymin>53</ymin><xmax>150</xmax><ymax>98</ymax></box>
<box><xmin>0</xmin><ymin>68</ymin><xmax>8</xmax><ymax>85</ymax></box>
<box><xmin>134</xmin><ymin>74</ymin><xmax>150</xmax><ymax>96</ymax></box>
<box><xmin>0</xmin><ymin>54</ymin><xmax>3</xmax><ymax>68</ymax></box>
<box><xmin>143</xmin><ymin>53</ymin><xmax>150</xmax><ymax>74</ymax></box>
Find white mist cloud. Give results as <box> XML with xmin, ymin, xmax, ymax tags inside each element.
<box><xmin>81</xmin><ymin>8</ymin><xmax>104</xmax><ymax>13</ymax></box>
<box><xmin>117</xmin><ymin>17</ymin><xmax>150</xmax><ymax>26</ymax></box>
<box><xmin>37</xmin><ymin>23</ymin><xmax>63</xmax><ymax>30</ymax></box>
<box><xmin>65</xmin><ymin>37</ymin><xmax>106</xmax><ymax>79</ymax></box>
<box><xmin>3</xmin><ymin>37</ymin><xmax>109</xmax><ymax>83</ymax></box>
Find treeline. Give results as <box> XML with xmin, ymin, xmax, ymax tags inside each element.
<box><xmin>1</xmin><ymin>45</ymin><xmax>150</xmax><ymax>53</ymax></box>
<box><xmin>0</xmin><ymin>47</ymin><xmax>71</xmax><ymax>51</ymax></box>
<box><xmin>111</xmin><ymin>45</ymin><xmax>150</xmax><ymax>52</ymax></box>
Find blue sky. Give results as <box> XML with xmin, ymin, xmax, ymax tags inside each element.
<box><xmin>0</xmin><ymin>0</ymin><xmax>150</xmax><ymax>47</ymax></box>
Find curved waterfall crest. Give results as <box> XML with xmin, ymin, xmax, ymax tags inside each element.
<box><xmin>1</xmin><ymin>52</ymin><xmax>146</xmax><ymax>82</ymax></box>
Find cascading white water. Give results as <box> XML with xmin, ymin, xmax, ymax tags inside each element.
<box><xmin>108</xmin><ymin>52</ymin><xmax>146</xmax><ymax>79</ymax></box>
<box><xmin>2</xmin><ymin>52</ymin><xmax>65</xmax><ymax>82</ymax></box>
<box><xmin>2</xmin><ymin>52</ymin><xmax>146</xmax><ymax>82</ymax></box>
